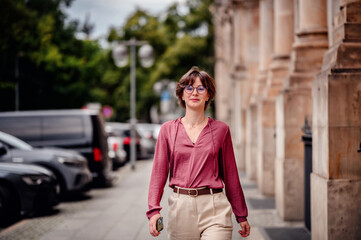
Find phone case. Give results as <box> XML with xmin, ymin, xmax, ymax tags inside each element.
<box><xmin>156</xmin><ymin>217</ymin><xmax>163</xmax><ymax>232</ymax></box>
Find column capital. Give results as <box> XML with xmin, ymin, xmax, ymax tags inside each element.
<box><xmin>213</xmin><ymin>1</ymin><xmax>233</xmax><ymax>25</ymax></box>
<box><xmin>230</xmin><ymin>63</ymin><xmax>247</xmax><ymax>81</ymax></box>
<box><xmin>221</xmin><ymin>8</ymin><xmax>233</xmax><ymax>25</ymax></box>
<box><xmin>339</xmin><ymin>0</ymin><xmax>361</xmax><ymax>7</ymax></box>
<box><xmin>232</xmin><ymin>0</ymin><xmax>259</xmax><ymax>9</ymax></box>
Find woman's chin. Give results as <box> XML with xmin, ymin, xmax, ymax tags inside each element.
<box><xmin>186</xmin><ymin>103</ymin><xmax>204</xmax><ymax>111</ymax></box>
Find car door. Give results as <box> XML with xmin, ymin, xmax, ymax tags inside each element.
<box><xmin>0</xmin><ymin>142</ymin><xmax>29</xmax><ymax>164</ymax></box>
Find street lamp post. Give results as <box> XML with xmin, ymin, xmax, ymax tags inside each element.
<box><xmin>15</xmin><ymin>52</ymin><xmax>23</xmax><ymax>111</ymax></box>
<box><xmin>112</xmin><ymin>38</ymin><xmax>153</xmax><ymax>170</ymax></box>
<box><xmin>15</xmin><ymin>55</ymin><xmax>19</xmax><ymax>111</ymax></box>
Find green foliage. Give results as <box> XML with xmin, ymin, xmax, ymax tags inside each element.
<box><xmin>0</xmin><ymin>0</ymin><xmax>214</xmax><ymax>122</ymax></box>
<box><xmin>110</xmin><ymin>0</ymin><xmax>215</xmax><ymax>121</ymax></box>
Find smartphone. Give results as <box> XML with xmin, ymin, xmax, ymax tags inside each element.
<box><xmin>156</xmin><ymin>217</ymin><xmax>164</xmax><ymax>232</ymax></box>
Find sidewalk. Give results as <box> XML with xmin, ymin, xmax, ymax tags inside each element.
<box><xmin>238</xmin><ymin>172</ymin><xmax>310</xmax><ymax>240</ymax></box>
<box><xmin>0</xmin><ymin>160</ymin><xmax>310</xmax><ymax>240</ymax></box>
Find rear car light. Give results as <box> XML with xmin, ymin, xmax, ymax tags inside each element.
<box><xmin>123</xmin><ymin>137</ymin><xmax>139</xmax><ymax>145</ymax></box>
<box><xmin>113</xmin><ymin>142</ymin><xmax>118</xmax><ymax>151</ymax></box>
<box><xmin>123</xmin><ymin>137</ymin><xmax>131</xmax><ymax>145</ymax></box>
<box><xmin>93</xmin><ymin>148</ymin><xmax>102</xmax><ymax>162</ymax></box>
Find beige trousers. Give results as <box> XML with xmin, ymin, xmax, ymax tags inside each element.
<box><xmin>167</xmin><ymin>190</ymin><xmax>233</xmax><ymax>240</ymax></box>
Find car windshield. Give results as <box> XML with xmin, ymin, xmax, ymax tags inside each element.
<box><xmin>0</xmin><ymin>131</ymin><xmax>33</xmax><ymax>150</ymax></box>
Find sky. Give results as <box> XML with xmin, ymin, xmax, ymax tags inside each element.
<box><xmin>63</xmin><ymin>0</ymin><xmax>184</xmax><ymax>46</ymax></box>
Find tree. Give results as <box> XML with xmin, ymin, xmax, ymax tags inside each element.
<box><xmin>107</xmin><ymin>0</ymin><xmax>215</xmax><ymax>121</ymax></box>
<box><xmin>0</xmin><ymin>0</ymin><xmax>215</xmax><ymax>122</ymax></box>
<box><xmin>0</xmin><ymin>0</ymin><xmax>105</xmax><ymax>111</ymax></box>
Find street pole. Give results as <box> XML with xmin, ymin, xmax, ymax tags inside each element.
<box><xmin>130</xmin><ymin>39</ymin><xmax>136</xmax><ymax>170</ymax></box>
<box><xmin>112</xmin><ymin>39</ymin><xmax>153</xmax><ymax>171</ymax></box>
<box><xmin>15</xmin><ymin>55</ymin><xmax>19</xmax><ymax>111</ymax></box>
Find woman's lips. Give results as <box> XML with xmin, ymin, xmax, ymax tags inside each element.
<box><xmin>190</xmin><ymin>99</ymin><xmax>200</xmax><ymax>101</ymax></box>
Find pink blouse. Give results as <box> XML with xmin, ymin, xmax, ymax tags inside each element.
<box><xmin>147</xmin><ymin>117</ymin><xmax>248</xmax><ymax>223</ymax></box>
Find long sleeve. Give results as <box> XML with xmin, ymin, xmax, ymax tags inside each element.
<box><xmin>146</xmin><ymin>125</ymin><xmax>170</xmax><ymax>220</ymax></box>
<box><xmin>221</xmin><ymin>127</ymin><xmax>248</xmax><ymax>223</ymax></box>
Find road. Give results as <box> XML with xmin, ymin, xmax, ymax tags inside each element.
<box><xmin>0</xmin><ymin>160</ymin><xmax>310</xmax><ymax>240</ymax></box>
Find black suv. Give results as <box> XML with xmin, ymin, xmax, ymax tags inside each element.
<box><xmin>0</xmin><ymin>162</ymin><xmax>59</xmax><ymax>226</ymax></box>
<box><xmin>0</xmin><ymin>110</ymin><xmax>112</xmax><ymax>186</ymax></box>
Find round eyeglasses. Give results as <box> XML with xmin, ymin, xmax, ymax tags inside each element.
<box><xmin>184</xmin><ymin>85</ymin><xmax>207</xmax><ymax>94</ymax></box>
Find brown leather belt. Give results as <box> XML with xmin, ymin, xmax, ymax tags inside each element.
<box><xmin>173</xmin><ymin>187</ymin><xmax>223</xmax><ymax>197</ymax></box>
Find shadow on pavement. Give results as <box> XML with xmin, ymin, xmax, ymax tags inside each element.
<box><xmin>263</xmin><ymin>227</ymin><xmax>311</xmax><ymax>240</ymax></box>
<box><xmin>60</xmin><ymin>192</ymin><xmax>92</xmax><ymax>202</ymax></box>
<box><xmin>31</xmin><ymin>208</ymin><xmax>61</xmax><ymax>218</ymax></box>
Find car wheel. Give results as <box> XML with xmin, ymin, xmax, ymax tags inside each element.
<box><xmin>43</xmin><ymin>167</ymin><xmax>66</xmax><ymax>197</ymax></box>
<box><xmin>0</xmin><ymin>185</ymin><xmax>20</xmax><ymax>226</ymax></box>
<box><xmin>53</xmin><ymin>172</ymin><xmax>66</xmax><ymax>197</ymax></box>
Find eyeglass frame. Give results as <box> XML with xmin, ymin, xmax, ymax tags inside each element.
<box><xmin>182</xmin><ymin>85</ymin><xmax>207</xmax><ymax>95</ymax></box>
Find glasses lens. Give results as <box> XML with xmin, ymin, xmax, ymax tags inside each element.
<box><xmin>185</xmin><ymin>85</ymin><xmax>194</xmax><ymax>93</ymax></box>
<box><xmin>197</xmin><ymin>86</ymin><xmax>206</xmax><ymax>94</ymax></box>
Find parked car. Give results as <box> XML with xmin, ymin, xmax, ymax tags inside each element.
<box><xmin>105</xmin><ymin>122</ymin><xmax>144</xmax><ymax>161</ymax></box>
<box><xmin>0</xmin><ymin>162</ymin><xmax>59</xmax><ymax>226</ymax></box>
<box><xmin>136</xmin><ymin>123</ymin><xmax>161</xmax><ymax>156</ymax></box>
<box><xmin>0</xmin><ymin>109</ymin><xmax>113</xmax><ymax>186</ymax></box>
<box><xmin>151</xmin><ymin>124</ymin><xmax>162</xmax><ymax>140</ymax></box>
<box><xmin>106</xmin><ymin>131</ymin><xmax>127</xmax><ymax>169</ymax></box>
<box><xmin>0</xmin><ymin>131</ymin><xmax>92</xmax><ymax>195</ymax></box>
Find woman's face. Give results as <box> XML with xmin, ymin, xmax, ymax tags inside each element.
<box><xmin>182</xmin><ymin>77</ymin><xmax>209</xmax><ymax>111</ymax></box>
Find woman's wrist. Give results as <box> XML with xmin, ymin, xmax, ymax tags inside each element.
<box><xmin>147</xmin><ymin>210</ymin><xmax>161</xmax><ymax>220</ymax></box>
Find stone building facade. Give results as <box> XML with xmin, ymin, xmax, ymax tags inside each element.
<box><xmin>213</xmin><ymin>0</ymin><xmax>361</xmax><ymax>239</ymax></box>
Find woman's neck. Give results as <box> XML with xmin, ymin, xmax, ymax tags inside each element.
<box><xmin>182</xmin><ymin>109</ymin><xmax>207</xmax><ymax>128</ymax></box>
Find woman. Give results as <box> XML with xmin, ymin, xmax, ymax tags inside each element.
<box><xmin>147</xmin><ymin>67</ymin><xmax>250</xmax><ymax>239</ymax></box>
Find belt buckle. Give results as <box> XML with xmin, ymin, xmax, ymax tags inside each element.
<box><xmin>188</xmin><ymin>189</ymin><xmax>198</xmax><ymax>197</ymax></box>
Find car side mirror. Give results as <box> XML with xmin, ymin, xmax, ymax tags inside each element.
<box><xmin>0</xmin><ymin>142</ymin><xmax>7</xmax><ymax>155</ymax></box>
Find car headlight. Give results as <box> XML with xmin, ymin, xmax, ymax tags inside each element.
<box><xmin>57</xmin><ymin>156</ymin><xmax>85</xmax><ymax>168</ymax></box>
<box><xmin>22</xmin><ymin>175</ymin><xmax>51</xmax><ymax>185</ymax></box>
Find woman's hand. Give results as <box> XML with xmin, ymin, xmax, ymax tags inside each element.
<box><xmin>238</xmin><ymin>220</ymin><xmax>251</xmax><ymax>237</ymax></box>
<box><xmin>149</xmin><ymin>214</ymin><xmax>161</xmax><ymax>237</ymax></box>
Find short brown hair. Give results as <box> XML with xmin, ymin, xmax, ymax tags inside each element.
<box><xmin>175</xmin><ymin>66</ymin><xmax>216</xmax><ymax>110</ymax></box>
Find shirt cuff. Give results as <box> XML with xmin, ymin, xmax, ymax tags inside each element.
<box><xmin>147</xmin><ymin>210</ymin><xmax>160</xmax><ymax>220</ymax></box>
<box><xmin>236</xmin><ymin>216</ymin><xmax>247</xmax><ymax>223</ymax></box>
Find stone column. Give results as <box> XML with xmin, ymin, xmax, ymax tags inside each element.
<box><xmin>275</xmin><ymin>0</ymin><xmax>328</xmax><ymax>221</ymax></box>
<box><xmin>214</xmin><ymin>1</ymin><xmax>233</xmax><ymax>123</ymax></box>
<box><xmin>225</xmin><ymin>9</ymin><xmax>235</xmax><ymax>130</ymax></box>
<box><xmin>311</xmin><ymin>1</ymin><xmax>361</xmax><ymax>239</ymax></box>
<box><xmin>231</xmin><ymin>1</ymin><xmax>248</xmax><ymax>170</ymax></box>
<box><xmin>259</xmin><ymin>0</ymin><xmax>294</xmax><ymax>195</ymax></box>
<box><xmin>257</xmin><ymin>0</ymin><xmax>275</xmax><ymax>196</ymax></box>
<box><xmin>214</xmin><ymin>1</ymin><xmax>225</xmax><ymax>121</ymax></box>
<box><xmin>242</xmin><ymin>1</ymin><xmax>260</xmax><ymax>181</ymax></box>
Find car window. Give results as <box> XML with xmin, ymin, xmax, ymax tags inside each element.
<box><xmin>42</xmin><ymin>116</ymin><xmax>85</xmax><ymax>140</ymax></box>
<box><xmin>0</xmin><ymin>117</ymin><xmax>41</xmax><ymax>142</ymax></box>
<box><xmin>0</xmin><ymin>131</ymin><xmax>33</xmax><ymax>150</ymax></box>
<box><xmin>123</xmin><ymin>130</ymin><xmax>131</xmax><ymax>137</ymax></box>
